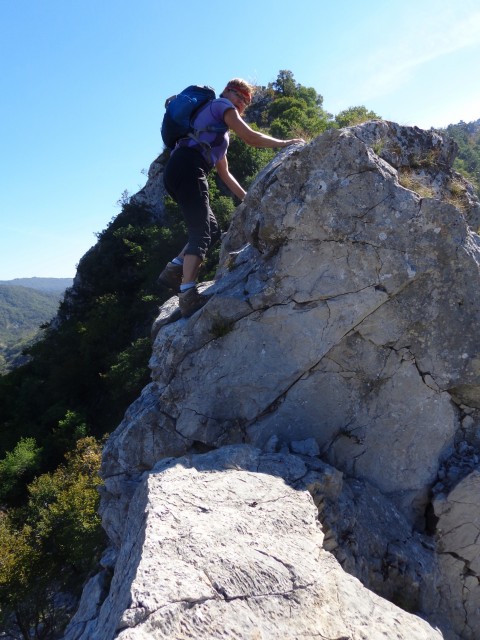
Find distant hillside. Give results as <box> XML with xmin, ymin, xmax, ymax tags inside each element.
<box><xmin>0</xmin><ymin>284</ymin><xmax>65</xmax><ymax>373</ymax></box>
<box><xmin>0</xmin><ymin>277</ymin><xmax>73</xmax><ymax>293</ymax></box>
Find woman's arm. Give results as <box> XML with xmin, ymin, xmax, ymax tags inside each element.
<box><xmin>223</xmin><ymin>108</ymin><xmax>304</xmax><ymax>148</ymax></box>
<box><xmin>215</xmin><ymin>156</ymin><xmax>247</xmax><ymax>201</ymax></box>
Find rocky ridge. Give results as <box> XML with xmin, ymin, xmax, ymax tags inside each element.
<box><xmin>65</xmin><ymin>121</ymin><xmax>480</xmax><ymax>639</ymax></box>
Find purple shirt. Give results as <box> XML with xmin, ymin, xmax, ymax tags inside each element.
<box><xmin>176</xmin><ymin>97</ymin><xmax>234</xmax><ymax>167</ymax></box>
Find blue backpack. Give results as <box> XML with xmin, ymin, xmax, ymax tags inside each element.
<box><xmin>161</xmin><ymin>85</ymin><xmax>226</xmax><ymax>149</ymax></box>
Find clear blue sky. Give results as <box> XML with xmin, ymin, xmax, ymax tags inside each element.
<box><xmin>1</xmin><ymin>0</ymin><xmax>479</xmax><ymax>280</ymax></box>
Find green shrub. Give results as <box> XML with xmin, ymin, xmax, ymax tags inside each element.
<box><xmin>0</xmin><ymin>437</ymin><xmax>105</xmax><ymax>639</ymax></box>
<box><xmin>0</xmin><ymin>438</ymin><xmax>41</xmax><ymax>504</ymax></box>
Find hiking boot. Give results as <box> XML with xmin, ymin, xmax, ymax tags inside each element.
<box><xmin>178</xmin><ymin>286</ymin><xmax>210</xmax><ymax>318</ymax></box>
<box><xmin>157</xmin><ymin>262</ymin><xmax>183</xmax><ymax>293</ymax></box>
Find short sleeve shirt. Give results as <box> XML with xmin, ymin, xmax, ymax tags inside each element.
<box><xmin>177</xmin><ymin>97</ymin><xmax>235</xmax><ymax>167</ymax></box>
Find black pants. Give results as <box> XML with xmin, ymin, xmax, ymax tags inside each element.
<box><xmin>163</xmin><ymin>147</ymin><xmax>221</xmax><ymax>260</ymax></box>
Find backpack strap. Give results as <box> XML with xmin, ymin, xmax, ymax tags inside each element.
<box><xmin>185</xmin><ymin>100</ymin><xmax>228</xmax><ymax>164</ymax></box>
<box><xmin>191</xmin><ymin>100</ymin><xmax>228</xmax><ymax>138</ymax></box>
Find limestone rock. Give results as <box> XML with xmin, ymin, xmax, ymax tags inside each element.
<box><xmin>130</xmin><ymin>153</ymin><xmax>169</xmax><ymax>219</ymax></box>
<box><xmin>71</xmin><ymin>122</ymin><xmax>480</xmax><ymax>639</ymax></box>
<box><xmin>433</xmin><ymin>470</ymin><xmax>480</xmax><ymax>640</ymax></box>
<box><xmin>65</xmin><ymin>447</ymin><xmax>443</xmax><ymax>640</ymax></box>
<box><xmin>110</xmin><ymin>121</ymin><xmax>480</xmax><ymax>527</ymax></box>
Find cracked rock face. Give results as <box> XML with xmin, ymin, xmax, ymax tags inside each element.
<box><xmin>107</xmin><ymin>121</ymin><xmax>479</xmax><ymax>518</ymax></box>
<box><xmin>81</xmin><ymin>121</ymin><xmax>480</xmax><ymax>639</ymax></box>
<box><xmin>433</xmin><ymin>470</ymin><xmax>480</xmax><ymax>640</ymax></box>
<box><xmin>66</xmin><ymin>447</ymin><xmax>443</xmax><ymax>640</ymax></box>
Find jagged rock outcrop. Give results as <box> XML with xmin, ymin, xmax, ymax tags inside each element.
<box><xmin>433</xmin><ymin>469</ymin><xmax>480</xmax><ymax>635</ymax></box>
<box><xmin>65</xmin><ymin>121</ymin><xmax>480</xmax><ymax>639</ymax></box>
<box><xmin>66</xmin><ymin>446</ymin><xmax>444</xmax><ymax>639</ymax></box>
<box><xmin>130</xmin><ymin>152</ymin><xmax>168</xmax><ymax>218</ymax></box>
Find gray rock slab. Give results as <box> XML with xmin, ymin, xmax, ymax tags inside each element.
<box><xmin>69</xmin><ymin>447</ymin><xmax>444</xmax><ymax>640</ymax></box>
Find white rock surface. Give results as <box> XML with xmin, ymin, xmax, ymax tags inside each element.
<box><xmin>66</xmin><ymin>447</ymin><xmax>444</xmax><ymax>640</ymax></box>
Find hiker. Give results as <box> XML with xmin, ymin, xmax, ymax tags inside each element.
<box><xmin>159</xmin><ymin>78</ymin><xmax>304</xmax><ymax>318</ymax></box>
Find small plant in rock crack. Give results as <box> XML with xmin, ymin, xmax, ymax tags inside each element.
<box><xmin>445</xmin><ymin>177</ymin><xmax>469</xmax><ymax>212</ymax></box>
<box><xmin>408</xmin><ymin>147</ymin><xmax>442</xmax><ymax>169</ymax></box>
<box><xmin>210</xmin><ymin>318</ymin><xmax>235</xmax><ymax>339</ymax></box>
<box><xmin>398</xmin><ymin>168</ymin><xmax>435</xmax><ymax>199</ymax></box>
<box><xmin>378</xmin><ymin>139</ymin><xmax>402</xmax><ymax>156</ymax></box>
<box><xmin>372</xmin><ymin>138</ymin><xmax>386</xmax><ymax>156</ymax></box>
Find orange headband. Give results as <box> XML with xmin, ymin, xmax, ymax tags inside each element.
<box><xmin>226</xmin><ymin>84</ymin><xmax>252</xmax><ymax>104</ymax></box>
